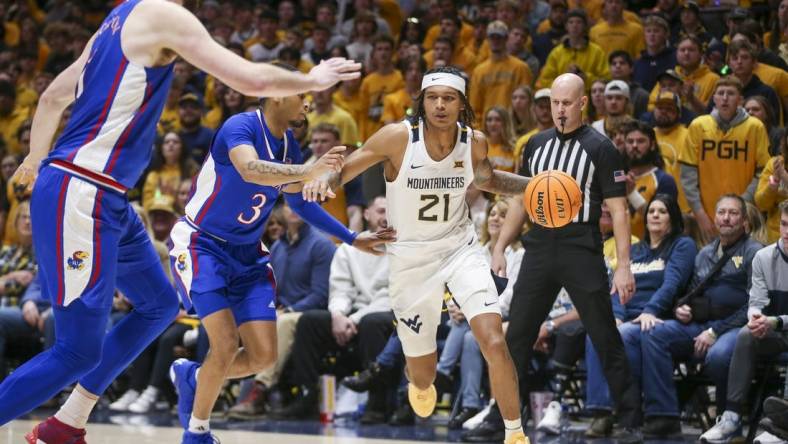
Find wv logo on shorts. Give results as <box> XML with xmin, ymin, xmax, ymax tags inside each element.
<box><xmin>399</xmin><ymin>314</ymin><xmax>423</xmax><ymax>334</ymax></box>
<box><xmin>67</xmin><ymin>251</ymin><xmax>89</xmax><ymax>271</ymax></box>
<box><xmin>176</xmin><ymin>253</ymin><xmax>188</xmax><ymax>272</ymax></box>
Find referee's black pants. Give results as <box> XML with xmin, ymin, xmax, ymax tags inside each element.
<box><xmin>506</xmin><ymin>224</ymin><xmax>641</xmax><ymax>427</ymax></box>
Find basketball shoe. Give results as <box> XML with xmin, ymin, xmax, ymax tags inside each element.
<box><xmin>25</xmin><ymin>417</ymin><xmax>87</xmax><ymax>444</ymax></box>
<box><xmin>181</xmin><ymin>431</ymin><xmax>219</xmax><ymax>444</ymax></box>
<box><xmin>407</xmin><ymin>383</ymin><xmax>437</xmax><ymax>418</ymax></box>
<box><xmin>170</xmin><ymin>358</ymin><xmax>200</xmax><ymax>429</ymax></box>
<box><xmin>504</xmin><ymin>431</ymin><xmax>530</xmax><ymax>444</ymax></box>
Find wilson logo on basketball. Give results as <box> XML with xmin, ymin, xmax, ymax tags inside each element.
<box><xmin>524</xmin><ymin>170</ymin><xmax>582</xmax><ymax>228</ymax></box>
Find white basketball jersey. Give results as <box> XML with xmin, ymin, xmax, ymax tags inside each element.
<box><xmin>386</xmin><ymin>119</ymin><xmax>475</xmax><ymax>250</ymax></box>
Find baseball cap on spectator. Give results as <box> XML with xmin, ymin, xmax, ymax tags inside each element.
<box><xmin>657</xmin><ymin>69</ymin><xmax>683</xmax><ymax>83</ymax></box>
<box><xmin>729</xmin><ymin>7</ymin><xmax>749</xmax><ymax>21</ymax></box>
<box><xmin>534</xmin><ymin>88</ymin><xmax>551</xmax><ymax>101</ymax></box>
<box><xmin>178</xmin><ymin>93</ymin><xmax>203</xmax><ymax>108</ymax></box>
<box><xmin>655</xmin><ymin>91</ymin><xmax>681</xmax><ymax>109</ymax></box>
<box><xmin>681</xmin><ymin>1</ymin><xmax>700</xmax><ymax>15</ymax></box>
<box><xmin>148</xmin><ymin>195</ymin><xmax>176</xmax><ymax>216</ymax></box>
<box><xmin>487</xmin><ymin>21</ymin><xmax>509</xmax><ymax>37</ymax></box>
<box><xmin>604</xmin><ymin>80</ymin><xmax>630</xmax><ymax>97</ymax></box>
<box><xmin>566</xmin><ymin>9</ymin><xmax>588</xmax><ymax>25</ymax></box>
<box><xmin>203</xmin><ymin>0</ymin><xmax>220</xmax><ymax>8</ymax></box>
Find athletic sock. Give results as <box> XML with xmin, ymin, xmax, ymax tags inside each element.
<box><xmin>188</xmin><ymin>415</ymin><xmax>210</xmax><ymax>434</ymax></box>
<box><xmin>504</xmin><ymin>418</ymin><xmax>523</xmax><ymax>441</ymax></box>
<box><xmin>55</xmin><ymin>389</ymin><xmax>98</xmax><ymax>429</ymax></box>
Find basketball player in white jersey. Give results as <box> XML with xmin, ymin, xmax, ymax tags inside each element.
<box><xmin>303</xmin><ymin>66</ymin><xmax>531</xmax><ymax>444</ymax></box>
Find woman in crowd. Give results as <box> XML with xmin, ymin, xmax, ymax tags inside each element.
<box><xmin>586</xmin><ymin>79</ymin><xmax>608</xmax><ymax>124</ymax></box>
<box><xmin>483</xmin><ymin>107</ymin><xmax>517</xmax><ymax>173</ymax></box>
<box><xmin>744</xmin><ymin>96</ymin><xmax>783</xmax><ymax>156</ymax></box>
<box><xmin>142</xmin><ymin>132</ymin><xmax>199</xmax><ymax>211</ymax></box>
<box><xmin>509</xmin><ymin>86</ymin><xmax>536</xmax><ymax>137</ymax></box>
<box><xmin>755</xmin><ymin>131</ymin><xmax>788</xmax><ymax>243</ymax></box>
<box><xmin>584</xmin><ymin>194</ymin><xmax>696</xmax><ymax>438</ymax></box>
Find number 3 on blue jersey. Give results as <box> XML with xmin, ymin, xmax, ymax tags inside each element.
<box><xmin>237</xmin><ymin>194</ymin><xmax>267</xmax><ymax>225</ymax></box>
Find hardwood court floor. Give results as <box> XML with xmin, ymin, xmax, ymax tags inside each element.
<box><xmin>1</xmin><ymin>419</ymin><xmax>456</xmax><ymax>444</ymax></box>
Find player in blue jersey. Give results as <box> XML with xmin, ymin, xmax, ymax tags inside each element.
<box><xmin>6</xmin><ymin>1</ymin><xmax>360</xmax><ymax>442</ymax></box>
<box><xmin>167</xmin><ymin>63</ymin><xmax>395</xmax><ymax>444</ymax></box>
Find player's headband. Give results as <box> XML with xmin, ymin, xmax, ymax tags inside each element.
<box><xmin>421</xmin><ymin>73</ymin><xmax>466</xmax><ymax>94</ymax></box>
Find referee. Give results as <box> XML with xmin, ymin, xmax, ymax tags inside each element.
<box><xmin>465</xmin><ymin>73</ymin><xmax>642</xmax><ymax>443</ymax></box>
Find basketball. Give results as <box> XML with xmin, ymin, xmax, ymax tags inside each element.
<box><xmin>523</xmin><ymin>170</ymin><xmax>582</xmax><ymax>228</ymax></box>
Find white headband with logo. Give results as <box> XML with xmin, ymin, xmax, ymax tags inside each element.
<box><xmin>421</xmin><ymin>72</ymin><xmax>466</xmax><ymax>94</ymax></box>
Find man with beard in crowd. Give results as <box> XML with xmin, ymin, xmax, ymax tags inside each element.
<box><xmin>652</xmin><ymin>91</ymin><xmax>691</xmax><ymax>213</ymax></box>
<box><xmin>622</xmin><ymin>121</ymin><xmax>678</xmax><ymax>238</ymax></box>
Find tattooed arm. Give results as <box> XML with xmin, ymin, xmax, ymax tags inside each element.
<box><xmin>228</xmin><ymin>144</ymin><xmax>345</xmax><ymax>187</ymax></box>
<box><xmin>471</xmin><ymin>130</ymin><xmax>530</xmax><ymax>196</ymax></box>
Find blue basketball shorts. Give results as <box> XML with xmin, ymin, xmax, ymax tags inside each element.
<box><xmin>168</xmin><ymin>218</ymin><xmax>276</xmax><ymax>325</ymax></box>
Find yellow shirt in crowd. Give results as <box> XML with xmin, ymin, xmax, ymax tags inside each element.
<box><xmin>648</xmin><ymin>65</ymin><xmax>719</xmax><ymax>111</ymax></box>
<box><xmin>754</xmin><ymin>156</ymin><xmax>788</xmax><ymax>243</ymax></box>
<box><xmin>487</xmin><ymin>142</ymin><xmax>515</xmax><ymax>173</ymax></box>
<box><xmin>381</xmin><ymin>88</ymin><xmax>414</xmax><ymax>124</ymax></box>
<box><xmin>143</xmin><ymin>164</ymin><xmax>184</xmax><ymax>211</ymax></box>
<box><xmin>536</xmin><ymin>41</ymin><xmax>609</xmax><ymax>89</ymax></box>
<box><xmin>306</xmin><ymin>106</ymin><xmax>360</xmax><ymax>147</ymax></box>
<box><xmin>423</xmin><ymin>22</ymin><xmax>475</xmax><ymax>53</ymax></box>
<box><xmin>158</xmin><ymin>105</ymin><xmax>181</xmax><ymax>134</ymax></box>
<box><xmin>589</xmin><ymin>19</ymin><xmax>645</xmax><ymax>60</ymax></box>
<box><xmin>359</xmin><ymin>70</ymin><xmax>404</xmax><ymax>141</ymax></box>
<box><xmin>469</xmin><ymin>56</ymin><xmax>533</xmax><ymax>126</ymax></box>
<box><xmin>680</xmin><ymin>115</ymin><xmax>771</xmax><ymax>217</ymax></box>
<box><xmin>655</xmin><ymin>123</ymin><xmax>690</xmax><ymax>213</ymax></box>
<box><xmin>333</xmin><ymin>89</ymin><xmax>365</xmax><ymax>133</ymax></box>
<box><xmin>0</xmin><ymin>106</ymin><xmax>31</xmax><ymax>155</ymax></box>
<box><xmin>630</xmin><ymin>168</ymin><xmax>664</xmax><ymax>239</ymax></box>
<box><xmin>514</xmin><ymin>128</ymin><xmax>539</xmax><ymax>171</ymax></box>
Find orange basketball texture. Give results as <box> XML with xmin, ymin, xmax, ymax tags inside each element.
<box><xmin>523</xmin><ymin>171</ymin><xmax>582</xmax><ymax>228</ymax></box>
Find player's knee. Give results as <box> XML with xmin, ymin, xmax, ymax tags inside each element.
<box><xmin>477</xmin><ymin>331</ymin><xmax>507</xmax><ymax>358</ymax></box>
<box><xmin>210</xmin><ymin>331</ymin><xmax>241</xmax><ymax>360</ymax></box>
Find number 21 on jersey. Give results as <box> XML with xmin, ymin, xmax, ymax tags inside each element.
<box><xmin>418</xmin><ymin>193</ymin><xmax>449</xmax><ymax>221</ymax></box>
<box><xmin>237</xmin><ymin>193</ymin><xmax>267</xmax><ymax>225</ymax></box>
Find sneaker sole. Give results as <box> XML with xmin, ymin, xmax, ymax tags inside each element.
<box><xmin>407</xmin><ymin>383</ymin><xmax>436</xmax><ymax>418</ymax></box>
<box><xmin>537</xmin><ymin>424</ymin><xmax>561</xmax><ymax>435</ymax></box>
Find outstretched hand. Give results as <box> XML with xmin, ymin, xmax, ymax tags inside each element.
<box><xmin>308</xmin><ymin>58</ymin><xmax>362</xmax><ymax>91</ymax></box>
<box><xmin>307</xmin><ymin>146</ymin><xmax>345</xmax><ymax>181</ymax></box>
<box><xmin>302</xmin><ymin>174</ymin><xmax>336</xmax><ymax>202</ymax></box>
<box><xmin>352</xmin><ymin>227</ymin><xmax>397</xmax><ymax>255</ymax></box>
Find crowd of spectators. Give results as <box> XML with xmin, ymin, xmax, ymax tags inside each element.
<box><xmin>0</xmin><ymin>0</ymin><xmax>787</xmax><ymax>442</ymax></box>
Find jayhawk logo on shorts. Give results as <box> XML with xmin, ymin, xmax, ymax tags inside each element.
<box><xmin>67</xmin><ymin>251</ymin><xmax>89</xmax><ymax>271</ymax></box>
<box><xmin>176</xmin><ymin>253</ymin><xmax>188</xmax><ymax>272</ymax></box>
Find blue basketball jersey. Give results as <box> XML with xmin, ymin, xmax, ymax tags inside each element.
<box><xmin>185</xmin><ymin>110</ymin><xmax>303</xmax><ymax>244</ymax></box>
<box><xmin>45</xmin><ymin>0</ymin><xmax>174</xmax><ymax>188</ymax></box>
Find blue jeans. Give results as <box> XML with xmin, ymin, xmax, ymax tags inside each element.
<box><xmin>437</xmin><ymin>320</ymin><xmax>469</xmax><ymax>375</ymax></box>
<box><xmin>376</xmin><ymin>332</ymin><xmax>404</xmax><ymax>368</ymax></box>
<box><xmin>586</xmin><ymin>322</ymin><xmax>642</xmax><ymax>412</ymax></box>
<box><xmin>458</xmin><ymin>328</ymin><xmax>484</xmax><ymax>409</ymax></box>
<box><xmin>641</xmin><ymin>320</ymin><xmax>738</xmax><ymax>417</ymax></box>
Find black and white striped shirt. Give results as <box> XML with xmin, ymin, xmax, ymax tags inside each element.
<box><xmin>519</xmin><ymin>125</ymin><xmax>626</xmax><ymax>224</ymax></box>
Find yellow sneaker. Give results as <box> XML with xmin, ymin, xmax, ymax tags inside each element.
<box><xmin>504</xmin><ymin>431</ymin><xmax>530</xmax><ymax>444</ymax></box>
<box><xmin>407</xmin><ymin>383</ymin><xmax>437</xmax><ymax>418</ymax></box>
